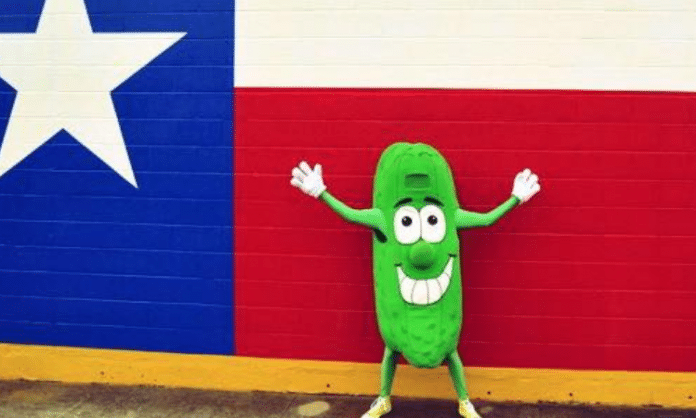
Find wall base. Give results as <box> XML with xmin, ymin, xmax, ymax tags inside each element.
<box><xmin>0</xmin><ymin>344</ymin><xmax>693</xmax><ymax>408</ymax></box>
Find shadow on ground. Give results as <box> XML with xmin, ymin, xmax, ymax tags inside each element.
<box><xmin>0</xmin><ymin>380</ymin><xmax>693</xmax><ymax>418</ymax></box>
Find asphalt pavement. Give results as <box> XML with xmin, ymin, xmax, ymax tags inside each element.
<box><xmin>0</xmin><ymin>380</ymin><xmax>694</xmax><ymax>418</ymax></box>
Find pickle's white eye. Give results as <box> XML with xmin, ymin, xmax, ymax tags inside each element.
<box><xmin>420</xmin><ymin>205</ymin><xmax>446</xmax><ymax>243</ymax></box>
<box><xmin>394</xmin><ymin>206</ymin><xmax>420</xmax><ymax>244</ymax></box>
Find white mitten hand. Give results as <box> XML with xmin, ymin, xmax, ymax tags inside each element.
<box><xmin>512</xmin><ymin>168</ymin><xmax>541</xmax><ymax>203</ymax></box>
<box><xmin>290</xmin><ymin>161</ymin><xmax>327</xmax><ymax>198</ymax></box>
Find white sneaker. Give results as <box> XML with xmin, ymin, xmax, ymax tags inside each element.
<box><xmin>458</xmin><ymin>399</ymin><xmax>482</xmax><ymax>418</ymax></box>
<box><xmin>361</xmin><ymin>396</ymin><xmax>391</xmax><ymax>418</ymax></box>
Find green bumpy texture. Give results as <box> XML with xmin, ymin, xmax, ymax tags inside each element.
<box><xmin>319</xmin><ymin>142</ymin><xmax>519</xmax><ymax>372</ymax></box>
<box><xmin>372</xmin><ymin>143</ymin><xmax>462</xmax><ymax>368</ymax></box>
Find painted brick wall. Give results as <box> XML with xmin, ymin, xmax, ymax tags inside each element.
<box><xmin>0</xmin><ymin>0</ymin><xmax>234</xmax><ymax>354</ymax></box>
<box><xmin>234</xmin><ymin>1</ymin><xmax>696</xmax><ymax>372</ymax></box>
<box><xmin>235</xmin><ymin>0</ymin><xmax>696</xmax><ymax>90</ymax></box>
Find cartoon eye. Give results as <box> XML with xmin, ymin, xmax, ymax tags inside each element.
<box><xmin>394</xmin><ymin>206</ymin><xmax>420</xmax><ymax>244</ymax></box>
<box><xmin>420</xmin><ymin>205</ymin><xmax>445</xmax><ymax>243</ymax></box>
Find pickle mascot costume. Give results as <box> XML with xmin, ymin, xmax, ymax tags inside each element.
<box><xmin>291</xmin><ymin>142</ymin><xmax>540</xmax><ymax>418</ymax></box>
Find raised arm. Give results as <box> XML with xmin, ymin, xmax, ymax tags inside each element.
<box><xmin>455</xmin><ymin>168</ymin><xmax>541</xmax><ymax>229</ymax></box>
<box><xmin>455</xmin><ymin>196</ymin><xmax>519</xmax><ymax>228</ymax></box>
<box><xmin>321</xmin><ymin>191</ymin><xmax>385</xmax><ymax>230</ymax></box>
<box><xmin>291</xmin><ymin>161</ymin><xmax>386</xmax><ymax>232</ymax></box>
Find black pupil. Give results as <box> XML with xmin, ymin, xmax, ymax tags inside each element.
<box><xmin>428</xmin><ymin>215</ymin><xmax>438</xmax><ymax>225</ymax></box>
<box><xmin>401</xmin><ymin>216</ymin><xmax>412</xmax><ymax>226</ymax></box>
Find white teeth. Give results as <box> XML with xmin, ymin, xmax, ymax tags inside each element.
<box><xmin>444</xmin><ymin>258</ymin><xmax>453</xmax><ymax>276</ymax></box>
<box><xmin>399</xmin><ymin>271</ymin><xmax>415</xmax><ymax>301</ymax></box>
<box><xmin>411</xmin><ymin>280</ymin><xmax>429</xmax><ymax>305</ymax></box>
<box><xmin>397</xmin><ymin>257</ymin><xmax>454</xmax><ymax>305</ymax></box>
<box><xmin>397</xmin><ymin>267</ymin><xmax>407</xmax><ymax>284</ymax></box>
<box><xmin>426</xmin><ymin>279</ymin><xmax>442</xmax><ymax>303</ymax></box>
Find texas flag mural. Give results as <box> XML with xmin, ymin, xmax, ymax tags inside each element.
<box><xmin>1</xmin><ymin>0</ymin><xmax>696</xmax><ymax>374</ymax></box>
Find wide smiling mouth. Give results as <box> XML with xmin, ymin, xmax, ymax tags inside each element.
<box><xmin>396</xmin><ymin>256</ymin><xmax>454</xmax><ymax>305</ymax></box>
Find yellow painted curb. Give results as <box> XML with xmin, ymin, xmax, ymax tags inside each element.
<box><xmin>0</xmin><ymin>343</ymin><xmax>694</xmax><ymax>408</ymax></box>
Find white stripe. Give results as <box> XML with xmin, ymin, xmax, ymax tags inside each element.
<box><xmin>237</xmin><ymin>0</ymin><xmax>696</xmax><ymax>12</ymax></box>
<box><xmin>236</xmin><ymin>1</ymin><xmax>696</xmax><ymax>90</ymax></box>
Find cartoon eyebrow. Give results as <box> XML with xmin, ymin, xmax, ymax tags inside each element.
<box><xmin>424</xmin><ymin>197</ymin><xmax>443</xmax><ymax>206</ymax></box>
<box><xmin>394</xmin><ymin>198</ymin><xmax>413</xmax><ymax>208</ymax></box>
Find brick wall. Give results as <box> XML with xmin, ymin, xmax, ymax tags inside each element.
<box><xmin>234</xmin><ymin>1</ymin><xmax>696</xmax><ymax>372</ymax></box>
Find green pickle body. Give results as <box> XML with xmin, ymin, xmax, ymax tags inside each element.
<box><xmin>372</xmin><ymin>143</ymin><xmax>462</xmax><ymax>368</ymax></box>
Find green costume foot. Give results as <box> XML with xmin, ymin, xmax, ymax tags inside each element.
<box><xmin>458</xmin><ymin>399</ymin><xmax>482</xmax><ymax>418</ymax></box>
<box><xmin>361</xmin><ymin>396</ymin><xmax>391</xmax><ymax>418</ymax></box>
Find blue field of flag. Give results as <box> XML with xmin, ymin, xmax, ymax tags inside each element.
<box><xmin>0</xmin><ymin>0</ymin><xmax>234</xmax><ymax>354</ymax></box>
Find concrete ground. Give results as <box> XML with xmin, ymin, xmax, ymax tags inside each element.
<box><xmin>0</xmin><ymin>380</ymin><xmax>693</xmax><ymax>418</ymax></box>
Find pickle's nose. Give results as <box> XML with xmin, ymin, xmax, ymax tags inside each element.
<box><xmin>409</xmin><ymin>241</ymin><xmax>435</xmax><ymax>270</ymax></box>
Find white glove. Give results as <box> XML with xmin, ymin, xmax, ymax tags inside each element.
<box><xmin>512</xmin><ymin>168</ymin><xmax>540</xmax><ymax>203</ymax></box>
<box><xmin>290</xmin><ymin>161</ymin><xmax>327</xmax><ymax>198</ymax></box>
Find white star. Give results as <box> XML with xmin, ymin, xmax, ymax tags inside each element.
<box><xmin>0</xmin><ymin>0</ymin><xmax>186</xmax><ymax>187</ymax></box>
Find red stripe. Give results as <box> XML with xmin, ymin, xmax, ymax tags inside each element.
<box><xmin>234</xmin><ymin>87</ymin><xmax>696</xmax><ymax>372</ymax></box>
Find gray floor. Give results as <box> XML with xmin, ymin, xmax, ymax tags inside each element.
<box><xmin>0</xmin><ymin>380</ymin><xmax>694</xmax><ymax>418</ymax></box>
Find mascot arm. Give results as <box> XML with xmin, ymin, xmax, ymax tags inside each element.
<box><xmin>455</xmin><ymin>168</ymin><xmax>541</xmax><ymax>229</ymax></box>
<box><xmin>455</xmin><ymin>196</ymin><xmax>519</xmax><ymax>229</ymax></box>
<box><xmin>321</xmin><ymin>191</ymin><xmax>386</xmax><ymax>232</ymax></box>
<box><xmin>291</xmin><ymin>160</ymin><xmax>386</xmax><ymax>232</ymax></box>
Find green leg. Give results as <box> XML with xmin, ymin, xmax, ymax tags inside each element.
<box><xmin>379</xmin><ymin>347</ymin><xmax>400</xmax><ymax>397</ymax></box>
<box><xmin>446</xmin><ymin>351</ymin><xmax>469</xmax><ymax>400</ymax></box>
